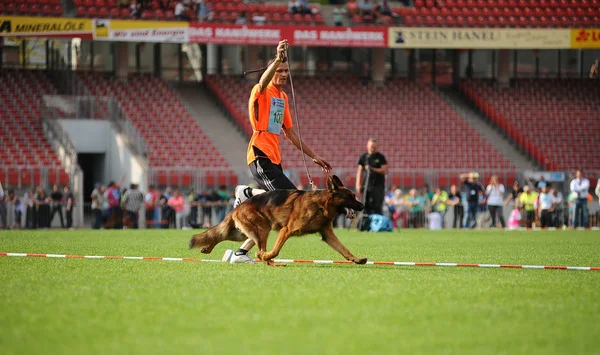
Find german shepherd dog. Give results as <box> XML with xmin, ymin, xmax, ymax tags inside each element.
<box><xmin>189</xmin><ymin>175</ymin><xmax>367</xmax><ymax>266</ymax></box>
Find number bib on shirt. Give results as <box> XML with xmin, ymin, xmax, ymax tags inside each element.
<box><xmin>267</xmin><ymin>97</ymin><xmax>285</xmax><ymax>134</ymax></box>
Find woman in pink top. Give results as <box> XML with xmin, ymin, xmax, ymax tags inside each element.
<box><xmin>168</xmin><ymin>188</ymin><xmax>186</xmax><ymax>229</ymax></box>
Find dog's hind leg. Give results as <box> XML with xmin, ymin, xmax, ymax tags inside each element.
<box><xmin>189</xmin><ymin>215</ymin><xmax>246</xmax><ymax>253</ymax></box>
<box><xmin>320</xmin><ymin>225</ymin><xmax>367</xmax><ymax>264</ymax></box>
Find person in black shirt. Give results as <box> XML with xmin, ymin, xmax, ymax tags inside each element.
<box><xmin>447</xmin><ymin>184</ymin><xmax>464</xmax><ymax>229</ymax></box>
<box><xmin>460</xmin><ymin>172</ymin><xmax>484</xmax><ymax>229</ymax></box>
<box><xmin>356</xmin><ymin>138</ymin><xmax>388</xmax><ymax>215</ymax></box>
<box><xmin>504</xmin><ymin>181</ymin><xmax>523</xmax><ymax>207</ymax></box>
<box><xmin>49</xmin><ymin>184</ymin><xmax>65</xmax><ymax>228</ymax></box>
<box><xmin>158</xmin><ymin>193</ymin><xmax>170</xmax><ymax>229</ymax></box>
<box><xmin>63</xmin><ymin>186</ymin><xmax>75</xmax><ymax>229</ymax></box>
<box><xmin>35</xmin><ymin>186</ymin><xmax>50</xmax><ymax>228</ymax></box>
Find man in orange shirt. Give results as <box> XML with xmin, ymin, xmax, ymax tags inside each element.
<box><xmin>225</xmin><ymin>39</ymin><xmax>332</xmax><ymax>263</ymax></box>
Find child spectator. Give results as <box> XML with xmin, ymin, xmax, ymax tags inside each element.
<box><xmin>508</xmin><ymin>206</ymin><xmax>522</xmax><ymax>230</ymax></box>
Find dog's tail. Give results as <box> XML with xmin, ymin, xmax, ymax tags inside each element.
<box><xmin>189</xmin><ymin>214</ymin><xmax>246</xmax><ymax>253</ymax></box>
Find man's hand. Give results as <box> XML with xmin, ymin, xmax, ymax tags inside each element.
<box><xmin>312</xmin><ymin>156</ymin><xmax>332</xmax><ymax>173</ymax></box>
<box><xmin>277</xmin><ymin>40</ymin><xmax>288</xmax><ymax>62</ymax></box>
<box><xmin>591</xmin><ymin>59</ymin><xmax>599</xmax><ymax>79</ymax></box>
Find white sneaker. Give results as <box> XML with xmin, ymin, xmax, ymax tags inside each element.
<box><xmin>222</xmin><ymin>249</ymin><xmax>256</xmax><ymax>263</ymax></box>
<box><xmin>234</xmin><ymin>185</ymin><xmax>253</xmax><ymax>208</ymax></box>
<box><xmin>222</xmin><ymin>249</ymin><xmax>234</xmax><ymax>262</ymax></box>
<box><xmin>229</xmin><ymin>252</ymin><xmax>255</xmax><ymax>264</ymax></box>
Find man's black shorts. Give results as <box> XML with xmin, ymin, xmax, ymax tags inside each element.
<box><xmin>250</xmin><ymin>158</ymin><xmax>297</xmax><ymax>191</ymax></box>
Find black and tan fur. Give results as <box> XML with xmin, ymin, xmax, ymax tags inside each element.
<box><xmin>189</xmin><ymin>175</ymin><xmax>367</xmax><ymax>266</ymax></box>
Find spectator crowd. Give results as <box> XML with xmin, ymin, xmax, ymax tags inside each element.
<box><xmin>381</xmin><ymin>170</ymin><xmax>600</xmax><ymax>230</ymax></box>
<box><xmin>119</xmin><ymin>0</ymin><xmax>321</xmax><ymax>23</ymax></box>
<box><xmin>89</xmin><ymin>180</ymin><xmax>235</xmax><ymax>230</ymax></box>
<box><xmin>0</xmin><ymin>183</ymin><xmax>75</xmax><ymax>230</ymax></box>
<box><xmin>1</xmin><ymin>169</ymin><xmax>597</xmax><ymax>231</ymax></box>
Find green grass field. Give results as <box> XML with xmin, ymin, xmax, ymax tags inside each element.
<box><xmin>1</xmin><ymin>229</ymin><xmax>599</xmax><ymax>355</ymax></box>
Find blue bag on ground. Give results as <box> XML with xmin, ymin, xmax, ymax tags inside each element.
<box><xmin>369</xmin><ymin>214</ymin><xmax>393</xmax><ymax>232</ymax></box>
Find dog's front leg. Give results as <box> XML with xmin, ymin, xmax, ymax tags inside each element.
<box><xmin>320</xmin><ymin>225</ymin><xmax>367</xmax><ymax>264</ymax></box>
<box><xmin>257</xmin><ymin>227</ymin><xmax>291</xmax><ymax>266</ymax></box>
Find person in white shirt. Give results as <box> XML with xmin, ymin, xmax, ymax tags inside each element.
<box><xmin>538</xmin><ymin>185</ymin><xmax>558</xmax><ymax>228</ymax></box>
<box><xmin>485</xmin><ymin>175</ymin><xmax>506</xmax><ymax>228</ymax></box>
<box><xmin>174</xmin><ymin>1</ymin><xmax>190</xmax><ymax>21</ymax></box>
<box><xmin>569</xmin><ymin>170</ymin><xmax>590</xmax><ymax>228</ymax></box>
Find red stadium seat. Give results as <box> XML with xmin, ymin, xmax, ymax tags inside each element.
<box><xmin>528</xmin><ymin>16</ymin><xmax>539</xmax><ymax>26</ymax></box>
<box><xmin>76</xmin><ymin>5</ymin><xmax>86</xmax><ymax>16</ymax></box>
<box><xmin>87</xmin><ymin>6</ymin><xmax>98</xmax><ymax>17</ymax></box>
<box><xmin>41</xmin><ymin>4</ymin><xmax>52</xmax><ymax>15</ymax></box>
<box><xmin>29</xmin><ymin>3</ymin><xmax>39</xmax><ymax>14</ymax></box>
<box><xmin>582</xmin><ymin>16</ymin><xmax>593</xmax><ymax>26</ymax></box>
<box><xmin>98</xmin><ymin>6</ymin><xmax>109</xmax><ymax>17</ymax></box>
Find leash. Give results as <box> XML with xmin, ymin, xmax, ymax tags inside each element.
<box><xmin>284</xmin><ymin>45</ymin><xmax>318</xmax><ymax>191</ymax></box>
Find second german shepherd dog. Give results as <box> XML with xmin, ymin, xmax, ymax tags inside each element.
<box><xmin>189</xmin><ymin>175</ymin><xmax>367</xmax><ymax>266</ymax></box>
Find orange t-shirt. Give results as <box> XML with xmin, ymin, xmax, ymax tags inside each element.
<box><xmin>246</xmin><ymin>82</ymin><xmax>293</xmax><ymax>166</ymax></box>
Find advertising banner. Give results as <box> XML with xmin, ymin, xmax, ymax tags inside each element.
<box><xmin>0</xmin><ymin>16</ymin><xmax>580</xmax><ymax>50</ymax></box>
<box><xmin>388</xmin><ymin>27</ymin><xmax>571</xmax><ymax>49</ymax></box>
<box><xmin>0</xmin><ymin>16</ymin><xmax>92</xmax><ymax>38</ymax></box>
<box><xmin>290</xmin><ymin>26</ymin><xmax>387</xmax><ymax>48</ymax></box>
<box><xmin>189</xmin><ymin>23</ymin><xmax>283</xmax><ymax>45</ymax></box>
<box><xmin>189</xmin><ymin>23</ymin><xmax>387</xmax><ymax>48</ymax></box>
<box><xmin>93</xmin><ymin>19</ymin><xmax>189</xmax><ymax>43</ymax></box>
<box><xmin>570</xmin><ymin>29</ymin><xmax>600</xmax><ymax>48</ymax></box>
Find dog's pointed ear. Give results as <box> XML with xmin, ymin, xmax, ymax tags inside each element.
<box><xmin>327</xmin><ymin>176</ymin><xmax>337</xmax><ymax>191</ymax></box>
<box><xmin>332</xmin><ymin>175</ymin><xmax>344</xmax><ymax>188</ymax></box>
